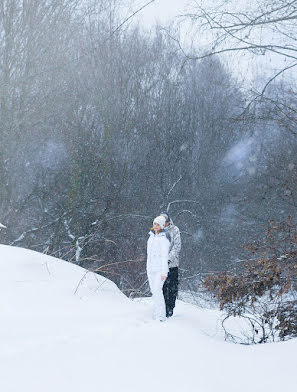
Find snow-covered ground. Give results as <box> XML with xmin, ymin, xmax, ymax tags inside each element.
<box><xmin>1</xmin><ymin>244</ymin><xmax>296</xmax><ymax>392</ymax></box>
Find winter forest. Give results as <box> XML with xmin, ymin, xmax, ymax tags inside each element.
<box><xmin>1</xmin><ymin>0</ymin><xmax>297</xmax><ymax>342</ymax></box>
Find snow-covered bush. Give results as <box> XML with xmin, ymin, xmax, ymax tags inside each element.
<box><xmin>204</xmin><ymin>218</ymin><xmax>297</xmax><ymax>344</ymax></box>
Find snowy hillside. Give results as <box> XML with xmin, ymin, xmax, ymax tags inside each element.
<box><xmin>1</xmin><ymin>244</ymin><xmax>296</xmax><ymax>392</ymax></box>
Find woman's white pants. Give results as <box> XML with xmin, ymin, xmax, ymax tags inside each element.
<box><xmin>147</xmin><ymin>272</ymin><xmax>166</xmax><ymax>321</ymax></box>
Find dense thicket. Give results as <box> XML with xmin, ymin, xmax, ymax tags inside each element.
<box><xmin>0</xmin><ymin>0</ymin><xmax>296</xmax><ymax>296</ymax></box>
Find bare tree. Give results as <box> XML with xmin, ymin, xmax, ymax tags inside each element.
<box><xmin>178</xmin><ymin>0</ymin><xmax>297</xmax><ymax>104</ymax></box>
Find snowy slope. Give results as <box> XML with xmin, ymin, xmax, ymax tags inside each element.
<box><xmin>1</xmin><ymin>244</ymin><xmax>296</xmax><ymax>392</ymax></box>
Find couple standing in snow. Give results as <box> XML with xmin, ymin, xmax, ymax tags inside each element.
<box><xmin>146</xmin><ymin>212</ymin><xmax>181</xmax><ymax>322</ymax></box>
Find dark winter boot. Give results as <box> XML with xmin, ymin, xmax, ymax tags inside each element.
<box><xmin>166</xmin><ymin>307</ymin><xmax>173</xmax><ymax>317</ymax></box>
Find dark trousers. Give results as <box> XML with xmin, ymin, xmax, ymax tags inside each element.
<box><xmin>163</xmin><ymin>267</ymin><xmax>179</xmax><ymax>315</ymax></box>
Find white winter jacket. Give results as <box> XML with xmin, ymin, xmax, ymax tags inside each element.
<box><xmin>147</xmin><ymin>231</ymin><xmax>170</xmax><ymax>276</ymax></box>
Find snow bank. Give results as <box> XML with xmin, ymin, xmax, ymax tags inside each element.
<box><xmin>0</xmin><ymin>245</ymin><xmax>296</xmax><ymax>392</ymax></box>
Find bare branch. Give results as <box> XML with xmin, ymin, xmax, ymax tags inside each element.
<box><xmin>111</xmin><ymin>0</ymin><xmax>156</xmax><ymax>35</ymax></box>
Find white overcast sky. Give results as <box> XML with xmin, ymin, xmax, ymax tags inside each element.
<box><xmin>134</xmin><ymin>0</ymin><xmax>189</xmax><ymax>26</ymax></box>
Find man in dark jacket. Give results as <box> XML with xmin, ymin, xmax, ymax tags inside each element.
<box><xmin>161</xmin><ymin>211</ymin><xmax>181</xmax><ymax>317</ymax></box>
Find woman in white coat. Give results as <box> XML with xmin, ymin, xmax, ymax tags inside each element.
<box><xmin>147</xmin><ymin>215</ymin><xmax>170</xmax><ymax>321</ymax></box>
